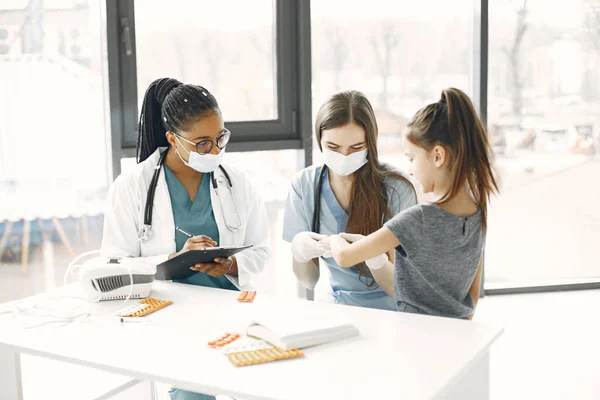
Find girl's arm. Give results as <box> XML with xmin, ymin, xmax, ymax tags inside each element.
<box><xmin>467</xmin><ymin>258</ymin><xmax>484</xmax><ymax>320</ymax></box>
<box><xmin>329</xmin><ymin>227</ymin><xmax>400</xmax><ymax>267</ymax></box>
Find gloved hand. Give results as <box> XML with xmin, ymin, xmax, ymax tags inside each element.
<box><xmin>315</xmin><ymin>236</ymin><xmax>333</xmax><ymax>258</ymax></box>
<box><xmin>338</xmin><ymin>232</ymin><xmax>389</xmax><ymax>270</ymax></box>
<box><xmin>291</xmin><ymin>232</ymin><xmax>328</xmax><ymax>263</ymax></box>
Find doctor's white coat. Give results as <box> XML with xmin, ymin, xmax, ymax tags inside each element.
<box><xmin>100</xmin><ymin>148</ymin><xmax>271</xmax><ymax>289</ymax></box>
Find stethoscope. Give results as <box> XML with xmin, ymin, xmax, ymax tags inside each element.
<box><xmin>137</xmin><ymin>150</ymin><xmax>240</xmax><ymax>243</ymax></box>
<box><xmin>310</xmin><ymin>165</ymin><xmax>387</xmax><ymax>234</ymax></box>
<box><xmin>311</xmin><ymin>166</ymin><xmax>328</xmax><ymax>234</ymax></box>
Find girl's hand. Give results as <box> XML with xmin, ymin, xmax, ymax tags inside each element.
<box><xmin>325</xmin><ymin>234</ymin><xmax>351</xmax><ymax>265</ymax></box>
<box><xmin>315</xmin><ymin>236</ymin><xmax>333</xmax><ymax>258</ymax></box>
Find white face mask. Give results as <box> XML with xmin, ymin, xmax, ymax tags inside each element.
<box><xmin>175</xmin><ymin>136</ymin><xmax>225</xmax><ymax>173</ymax></box>
<box><xmin>322</xmin><ymin>147</ymin><xmax>368</xmax><ymax>176</ymax></box>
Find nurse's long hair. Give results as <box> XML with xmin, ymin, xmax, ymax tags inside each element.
<box><xmin>315</xmin><ymin>91</ymin><xmax>417</xmax><ymax>286</ymax></box>
<box><xmin>136</xmin><ymin>78</ymin><xmax>220</xmax><ymax>163</ymax></box>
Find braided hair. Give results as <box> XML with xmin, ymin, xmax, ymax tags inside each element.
<box><xmin>136</xmin><ymin>78</ymin><xmax>220</xmax><ymax>163</ymax></box>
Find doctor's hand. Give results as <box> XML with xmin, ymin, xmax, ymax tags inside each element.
<box><xmin>338</xmin><ymin>232</ymin><xmax>388</xmax><ymax>270</ymax></box>
<box><xmin>190</xmin><ymin>257</ymin><xmax>236</xmax><ymax>277</ymax></box>
<box><xmin>291</xmin><ymin>232</ymin><xmax>328</xmax><ymax>263</ymax></box>
<box><xmin>168</xmin><ymin>235</ymin><xmax>217</xmax><ymax>260</ymax></box>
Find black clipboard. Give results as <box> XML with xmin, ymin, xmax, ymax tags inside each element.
<box><xmin>155</xmin><ymin>245</ymin><xmax>253</xmax><ymax>281</ymax></box>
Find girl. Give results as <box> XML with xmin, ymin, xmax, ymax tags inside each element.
<box><xmin>282</xmin><ymin>90</ymin><xmax>416</xmax><ymax>310</ymax></box>
<box><xmin>326</xmin><ymin>88</ymin><xmax>498</xmax><ymax>319</ymax></box>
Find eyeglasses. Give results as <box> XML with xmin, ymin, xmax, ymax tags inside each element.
<box><xmin>175</xmin><ymin>129</ymin><xmax>231</xmax><ymax>155</ymax></box>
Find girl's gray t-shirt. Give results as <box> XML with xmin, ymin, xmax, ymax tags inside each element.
<box><xmin>384</xmin><ymin>203</ymin><xmax>484</xmax><ymax>319</ymax></box>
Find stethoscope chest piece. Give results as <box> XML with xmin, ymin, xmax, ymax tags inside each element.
<box><xmin>138</xmin><ymin>224</ymin><xmax>153</xmax><ymax>243</ymax></box>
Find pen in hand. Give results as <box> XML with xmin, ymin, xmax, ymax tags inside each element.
<box><xmin>176</xmin><ymin>226</ymin><xmax>193</xmax><ymax>238</ymax></box>
<box><xmin>172</xmin><ymin>227</ymin><xmax>218</xmax><ymax>257</ymax></box>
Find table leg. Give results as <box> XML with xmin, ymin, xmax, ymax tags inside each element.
<box><xmin>150</xmin><ymin>381</ymin><xmax>157</xmax><ymax>400</ymax></box>
<box><xmin>21</xmin><ymin>220</ymin><xmax>30</xmax><ymax>275</ymax></box>
<box><xmin>438</xmin><ymin>350</ymin><xmax>490</xmax><ymax>400</ymax></box>
<box><xmin>0</xmin><ymin>220</ymin><xmax>13</xmax><ymax>259</ymax></box>
<box><xmin>0</xmin><ymin>344</ymin><xmax>23</xmax><ymax>400</ymax></box>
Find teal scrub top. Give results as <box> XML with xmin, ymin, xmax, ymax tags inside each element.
<box><xmin>163</xmin><ymin>165</ymin><xmax>237</xmax><ymax>291</ymax></box>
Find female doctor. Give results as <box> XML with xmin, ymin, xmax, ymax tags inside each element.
<box><xmin>101</xmin><ymin>77</ymin><xmax>270</xmax><ymax>289</ymax></box>
<box><xmin>283</xmin><ymin>91</ymin><xmax>416</xmax><ymax>311</ymax></box>
<box><xmin>101</xmin><ymin>78</ymin><xmax>271</xmax><ymax>399</ymax></box>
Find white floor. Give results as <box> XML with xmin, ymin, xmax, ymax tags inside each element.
<box><xmin>475</xmin><ymin>289</ymin><xmax>600</xmax><ymax>400</ymax></box>
<box><xmin>9</xmin><ymin>289</ymin><xmax>599</xmax><ymax>400</ymax></box>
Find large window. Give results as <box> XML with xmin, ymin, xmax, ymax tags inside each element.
<box><xmin>224</xmin><ymin>150</ymin><xmax>303</xmax><ymax>297</ymax></box>
<box><xmin>0</xmin><ymin>0</ymin><xmax>110</xmax><ymax>302</ymax></box>
<box><xmin>112</xmin><ymin>0</ymin><xmax>307</xmax><ymax>163</ymax></box>
<box><xmin>310</xmin><ymin>0</ymin><xmax>473</xmax><ymax>298</ymax></box>
<box><xmin>128</xmin><ymin>1</ymin><xmax>305</xmax><ymax>297</ymax></box>
<box><xmin>3</xmin><ymin>0</ymin><xmax>597</xmax><ymax>305</ymax></box>
<box><xmin>311</xmin><ymin>0</ymin><xmax>472</xmax><ymax>184</ymax></box>
<box><xmin>135</xmin><ymin>0</ymin><xmax>277</xmax><ymax>122</ymax></box>
<box><xmin>485</xmin><ymin>0</ymin><xmax>600</xmax><ymax>288</ymax></box>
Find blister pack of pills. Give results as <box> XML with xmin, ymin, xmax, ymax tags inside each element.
<box><xmin>115</xmin><ymin>298</ymin><xmax>172</xmax><ymax>317</ymax></box>
<box><xmin>226</xmin><ymin>347</ymin><xmax>304</xmax><ymax>367</ymax></box>
<box><xmin>237</xmin><ymin>290</ymin><xmax>256</xmax><ymax>302</ymax></box>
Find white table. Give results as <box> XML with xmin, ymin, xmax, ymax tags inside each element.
<box><xmin>0</xmin><ymin>281</ymin><xmax>502</xmax><ymax>400</ymax></box>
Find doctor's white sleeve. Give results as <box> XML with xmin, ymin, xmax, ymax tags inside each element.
<box><xmin>100</xmin><ymin>175</ymin><xmax>170</xmax><ymax>265</ymax></box>
<box><xmin>230</xmin><ymin>180</ymin><xmax>272</xmax><ymax>288</ymax></box>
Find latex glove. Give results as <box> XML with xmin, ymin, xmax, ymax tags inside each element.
<box><xmin>315</xmin><ymin>237</ymin><xmax>333</xmax><ymax>258</ymax></box>
<box><xmin>291</xmin><ymin>232</ymin><xmax>328</xmax><ymax>263</ymax></box>
<box><xmin>338</xmin><ymin>232</ymin><xmax>388</xmax><ymax>270</ymax></box>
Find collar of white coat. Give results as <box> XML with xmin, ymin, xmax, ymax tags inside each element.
<box><xmin>146</xmin><ymin>147</ymin><xmax>239</xmax><ymax>224</ymax></box>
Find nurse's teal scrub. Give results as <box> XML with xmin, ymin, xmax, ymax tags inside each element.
<box><xmin>164</xmin><ymin>165</ymin><xmax>237</xmax><ymax>400</ymax></box>
<box><xmin>283</xmin><ymin>165</ymin><xmax>416</xmax><ymax>311</ymax></box>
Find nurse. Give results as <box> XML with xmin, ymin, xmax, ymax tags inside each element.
<box><xmin>283</xmin><ymin>90</ymin><xmax>416</xmax><ymax>310</ymax></box>
<box><xmin>101</xmin><ymin>78</ymin><xmax>271</xmax><ymax>400</ymax></box>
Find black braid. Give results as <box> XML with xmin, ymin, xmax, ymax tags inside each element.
<box><xmin>136</xmin><ymin>78</ymin><xmax>220</xmax><ymax>163</ymax></box>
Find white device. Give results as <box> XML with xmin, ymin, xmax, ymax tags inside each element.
<box><xmin>78</xmin><ymin>258</ymin><xmax>156</xmax><ymax>301</ymax></box>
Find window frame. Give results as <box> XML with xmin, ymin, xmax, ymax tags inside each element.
<box><xmin>106</xmin><ymin>0</ymin><xmax>313</xmax><ymax>177</ymax></box>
